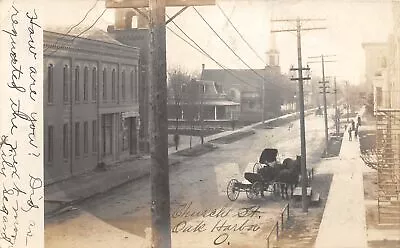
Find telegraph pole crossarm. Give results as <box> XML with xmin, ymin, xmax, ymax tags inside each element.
<box><xmin>273</xmin><ymin>17</ymin><xmax>326</xmax><ymax>212</ymax></box>
<box><xmin>307</xmin><ymin>55</ymin><xmax>336</xmax><ymax>156</ymax></box>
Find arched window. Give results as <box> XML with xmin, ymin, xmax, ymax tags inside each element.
<box><xmin>112</xmin><ymin>69</ymin><xmax>116</xmax><ymax>101</ymax></box>
<box><xmin>122</xmin><ymin>70</ymin><xmax>126</xmax><ymax>101</ymax></box>
<box><xmin>48</xmin><ymin>64</ymin><xmax>54</xmax><ymax>103</ymax></box>
<box><xmin>83</xmin><ymin>66</ymin><xmax>88</xmax><ymax>101</ymax></box>
<box><xmin>103</xmin><ymin>68</ymin><xmax>107</xmax><ymax>101</ymax></box>
<box><xmin>92</xmin><ymin>67</ymin><xmax>97</xmax><ymax>101</ymax></box>
<box><xmin>63</xmin><ymin>65</ymin><xmax>69</xmax><ymax>103</ymax></box>
<box><xmin>75</xmin><ymin>66</ymin><xmax>80</xmax><ymax>102</ymax></box>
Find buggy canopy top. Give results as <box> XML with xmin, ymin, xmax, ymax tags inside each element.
<box><xmin>259</xmin><ymin>148</ymin><xmax>278</xmax><ymax>164</ymax></box>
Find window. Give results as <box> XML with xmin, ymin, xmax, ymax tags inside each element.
<box><xmin>102</xmin><ymin>114</ymin><xmax>113</xmax><ymax>156</ymax></box>
<box><xmin>83</xmin><ymin>66</ymin><xmax>88</xmax><ymax>101</ymax></box>
<box><xmin>75</xmin><ymin>66</ymin><xmax>80</xmax><ymax>102</ymax></box>
<box><xmin>47</xmin><ymin>125</ymin><xmax>54</xmax><ymax>163</ymax></box>
<box><xmin>63</xmin><ymin>123</ymin><xmax>68</xmax><ymax>159</ymax></box>
<box><xmin>75</xmin><ymin>122</ymin><xmax>80</xmax><ymax>157</ymax></box>
<box><xmin>112</xmin><ymin>69</ymin><xmax>116</xmax><ymax>101</ymax></box>
<box><xmin>103</xmin><ymin>69</ymin><xmax>107</xmax><ymax>101</ymax></box>
<box><xmin>84</xmin><ymin>121</ymin><xmax>88</xmax><ymax>154</ymax></box>
<box><xmin>92</xmin><ymin>120</ymin><xmax>97</xmax><ymax>152</ymax></box>
<box><xmin>92</xmin><ymin>68</ymin><xmax>97</xmax><ymax>101</ymax></box>
<box><xmin>47</xmin><ymin>64</ymin><xmax>54</xmax><ymax>103</ymax></box>
<box><xmin>63</xmin><ymin>65</ymin><xmax>69</xmax><ymax>103</ymax></box>
<box><xmin>122</xmin><ymin>71</ymin><xmax>126</xmax><ymax>101</ymax></box>
<box><xmin>376</xmin><ymin>87</ymin><xmax>383</xmax><ymax>107</ymax></box>
<box><xmin>131</xmin><ymin>66</ymin><xmax>138</xmax><ymax>103</ymax></box>
<box><xmin>122</xmin><ymin>118</ymin><xmax>128</xmax><ymax>151</ymax></box>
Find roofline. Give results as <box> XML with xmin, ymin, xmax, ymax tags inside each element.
<box><xmin>44</xmin><ymin>30</ymin><xmax>137</xmax><ymax>50</ymax></box>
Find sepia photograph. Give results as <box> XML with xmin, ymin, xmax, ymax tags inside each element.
<box><xmin>0</xmin><ymin>0</ymin><xmax>399</xmax><ymax>247</ymax></box>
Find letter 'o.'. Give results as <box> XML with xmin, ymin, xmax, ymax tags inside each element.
<box><xmin>214</xmin><ymin>233</ymin><xmax>229</xmax><ymax>245</ymax></box>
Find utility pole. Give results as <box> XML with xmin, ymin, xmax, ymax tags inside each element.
<box><xmin>346</xmin><ymin>81</ymin><xmax>349</xmax><ymax>123</ymax></box>
<box><xmin>272</xmin><ymin>17</ymin><xmax>325</xmax><ymax>212</ymax></box>
<box><xmin>200</xmin><ymin>81</ymin><xmax>205</xmax><ymax>144</ymax></box>
<box><xmin>148</xmin><ymin>0</ymin><xmax>171</xmax><ymax>247</ymax></box>
<box><xmin>334</xmin><ymin>77</ymin><xmax>339</xmax><ymax>136</ymax></box>
<box><xmin>262</xmin><ymin>78</ymin><xmax>265</xmax><ymax>123</ymax></box>
<box><xmin>308</xmin><ymin>54</ymin><xmax>335</xmax><ymax>156</ymax></box>
<box><xmin>106</xmin><ymin>1</ymin><xmax>215</xmax><ymax>247</ymax></box>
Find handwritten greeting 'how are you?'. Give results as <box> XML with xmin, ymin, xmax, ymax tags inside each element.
<box><xmin>0</xmin><ymin>1</ymin><xmax>44</xmax><ymax>248</ymax></box>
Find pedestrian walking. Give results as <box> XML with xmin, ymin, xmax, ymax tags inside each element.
<box><xmin>174</xmin><ymin>133</ymin><xmax>180</xmax><ymax>150</ymax></box>
<box><xmin>351</xmin><ymin>119</ymin><xmax>355</xmax><ymax>131</ymax></box>
<box><xmin>357</xmin><ymin>115</ymin><xmax>362</xmax><ymax>127</ymax></box>
<box><xmin>354</xmin><ymin>125</ymin><xmax>358</xmax><ymax>138</ymax></box>
<box><xmin>348</xmin><ymin>126</ymin><xmax>352</xmax><ymax>141</ymax></box>
<box><xmin>231</xmin><ymin>119</ymin><xmax>236</xmax><ymax>130</ymax></box>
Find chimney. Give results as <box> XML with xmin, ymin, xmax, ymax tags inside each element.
<box><xmin>201</xmin><ymin>64</ymin><xmax>205</xmax><ymax>79</ymax></box>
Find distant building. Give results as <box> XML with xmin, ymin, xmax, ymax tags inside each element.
<box><xmin>44</xmin><ymin>28</ymin><xmax>140</xmax><ymax>184</ymax></box>
<box><xmin>362</xmin><ymin>42</ymin><xmax>388</xmax><ymax>97</ymax></box>
<box><xmin>167</xmin><ymin>79</ymin><xmax>240</xmax><ymax>123</ymax></box>
<box><xmin>363</xmin><ymin>1</ymin><xmax>400</xmax><ymax>223</ymax></box>
<box><xmin>200</xmin><ymin>33</ymin><xmax>318</xmax><ymax>122</ymax></box>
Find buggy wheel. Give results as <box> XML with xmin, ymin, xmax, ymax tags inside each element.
<box><xmin>247</xmin><ymin>182</ymin><xmax>263</xmax><ymax>199</ymax></box>
<box><xmin>227</xmin><ymin>179</ymin><xmax>240</xmax><ymax>201</ymax></box>
<box><xmin>253</xmin><ymin>162</ymin><xmax>262</xmax><ymax>173</ymax></box>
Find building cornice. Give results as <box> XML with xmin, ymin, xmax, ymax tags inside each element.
<box><xmin>44</xmin><ymin>31</ymin><xmax>140</xmax><ymax>61</ymax></box>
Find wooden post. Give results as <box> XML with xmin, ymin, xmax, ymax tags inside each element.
<box><xmin>296</xmin><ymin>18</ymin><xmax>309</xmax><ymax>213</ymax></box>
<box><xmin>276</xmin><ymin>222</ymin><xmax>279</xmax><ymax>240</ymax></box>
<box><xmin>149</xmin><ymin>0</ymin><xmax>171</xmax><ymax>246</ymax></box>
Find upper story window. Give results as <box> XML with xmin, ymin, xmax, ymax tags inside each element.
<box><xmin>47</xmin><ymin>64</ymin><xmax>54</xmax><ymax>104</ymax></box>
<box><xmin>112</xmin><ymin>69</ymin><xmax>116</xmax><ymax>101</ymax></box>
<box><xmin>75</xmin><ymin>66</ymin><xmax>80</xmax><ymax>102</ymax></box>
<box><xmin>63</xmin><ymin>65</ymin><xmax>69</xmax><ymax>103</ymax></box>
<box><xmin>131</xmin><ymin>67</ymin><xmax>138</xmax><ymax>103</ymax></box>
<box><xmin>92</xmin><ymin>67</ymin><xmax>97</xmax><ymax>102</ymax></box>
<box><xmin>122</xmin><ymin>70</ymin><xmax>126</xmax><ymax>101</ymax></box>
<box><xmin>83</xmin><ymin>66</ymin><xmax>88</xmax><ymax>101</ymax></box>
<box><xmin>103</xmin><ymin>68</ymin><xmax>107</xmax><ymax>101</ymax></box>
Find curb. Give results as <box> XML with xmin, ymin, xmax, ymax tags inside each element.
<box><xmin>45</xmin><ymin>159</ymin><xmax>181</xmax><ymax>219</ymax></box>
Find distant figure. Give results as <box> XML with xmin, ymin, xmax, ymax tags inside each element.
<box><xmin>354</xmin><ymin>125</ymin><xmax>358</xmax><ymax>138</ymax></box>
<box><xmin>348</xmin><ymin>126</ymin><xmax>352</xmax><ymax>141</ymax></box>
<box><xmin>174</xmin><ymin>133</ymin><xmax>180</xmax><ymax>150</ymax></box>
<box><xmin>231</xmin><ymin>119</ymin><xmax>236</xmax><ymax>130</ymax></box>
<box><xmin>357</xmin><ymin>115</ymin><xmax>362</xmax><ymax>127</ymax></box>
<box><xmin>351</xmin><ymin>119</ymin><xmax>355</xmax><ymax>131</ymax></box>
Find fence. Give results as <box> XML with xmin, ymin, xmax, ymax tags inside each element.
<box><xmin>266</xmin><ymin>203</ymin><xmax>290</xmax><ymax>248</ymax></box>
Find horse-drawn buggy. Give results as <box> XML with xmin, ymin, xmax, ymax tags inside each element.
<box><xmin>226</xmin><ymin>148</ymin><xmax>303</xmax><ymax>201</ymax></box>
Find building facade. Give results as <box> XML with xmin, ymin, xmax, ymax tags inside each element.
<box><xmin>44</xmin><ymin>29</ymin><xmax>140</xmax><ymax>184</ymax></box>
<box><xmin>167</xmin><ymin>79</ymin><xmax>240</xmax><ymax>122</ymax></box>
<box><xmin>363</xmin><ymin>1</ymin><xmax>400</xmax><ymax>223</ymax></box>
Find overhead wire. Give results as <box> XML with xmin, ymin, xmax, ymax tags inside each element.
<box><xmin>47</xmin><ymin>8</ymin><xmax>108</xmax><ymax>57</ymax></box>
<box><xmin>217</xmin><ymin>3</ymin><xmax>265</xmax><ymax>64</ymax></box>
<box><xmin>166</xmin><ymin>14</ymin><xmax>261</xmax><ymax>90</ymax></box>
<box><xmin>193</xmin><ymin>6</ymin><xmax>293</xmax><ymax>92</ymax></box>
<box><xmin>44</xmin><ymin>0</ymin><xmax>99</xmax><ymax>53</ymax></box>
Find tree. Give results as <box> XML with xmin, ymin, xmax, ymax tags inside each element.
<box><xmin>168</xmin><ymin>67</ymin><xmax>192</xmax><ymax>132</ymax></box>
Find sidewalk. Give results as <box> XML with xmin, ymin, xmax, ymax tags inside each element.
<box><xmin>45</xmin><ymin>109</ymin><xmax>316</xmax><ymax>216</ymax></box>
<box><xmin>314</xmin><ymin>109</ymin><xmax>368</xmax><ymax>248</ymax></box>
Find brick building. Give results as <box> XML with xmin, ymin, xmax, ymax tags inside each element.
<box><xmin>44</xmin><ymin>28</ymin><xmax>140</xmax><ymax>184</ymax></box>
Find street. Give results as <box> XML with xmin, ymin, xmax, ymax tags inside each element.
<box><xmin>45</xmin><ymin>113</ymin><xmax>332</xmax><ymax>248</ymax></box>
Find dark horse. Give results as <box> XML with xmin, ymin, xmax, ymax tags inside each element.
<box><xmin>274</xmin><ymin>155</ymin><xmax>301</xmax><ymax>199</ymax></box>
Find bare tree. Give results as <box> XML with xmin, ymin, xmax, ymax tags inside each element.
<box><xmin>168</xmin><ymin>67</ymin><xmax>192</xmax><ymax>132</ymax></box>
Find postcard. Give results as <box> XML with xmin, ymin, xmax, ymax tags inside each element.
<box><xmin>0</xmin><ymin>0</ymin><xmax>399</xmax><ymax>247</ymax></box>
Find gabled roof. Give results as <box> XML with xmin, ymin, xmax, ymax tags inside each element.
<box><xmin>45</xmin><ymin>26</ymin><xmax>128</xmax><ymax>47</ymax></box>
<box><xmin>201</xmin><ymin>67</ymin><xmax>296</xmax><ymax>98</ymax></box>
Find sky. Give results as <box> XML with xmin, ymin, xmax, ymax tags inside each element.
<box><xmin>0</xmin><ymin>0</ymin><xmax>394</xmax><ymax>85</ymax></box>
